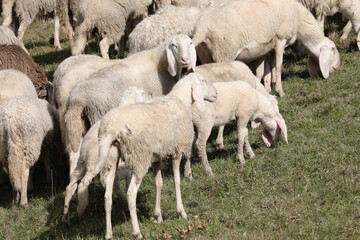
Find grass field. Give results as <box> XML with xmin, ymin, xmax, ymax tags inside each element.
<box><xmin>0</xmin><ymin>15</ymin><xmax>359</xmax><ymax>240</ymax></box>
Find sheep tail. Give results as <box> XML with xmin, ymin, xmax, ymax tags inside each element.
<box><xmin>65</xmin><ymin>99</ymin><xmax>86</xmax><ymax>153</ymax></box>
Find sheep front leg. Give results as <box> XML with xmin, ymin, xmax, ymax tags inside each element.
<box><xmin>152</xmin><ymin>162</ymin><xmax>163</xmax><ymax>223</ymax></box>
<box><xmin>340</xmin><ymin>20</ymin><xmax>352</xmax><ymax>41</ymax></box>
<box><xmin>236</xmin><ymin>123</ymin><xmax>248</xmax><ymax>165</ymax></box>
<box><xmin>127</xmin><ymin>173</ymin><xmax>143</xmax><ymax>239</ymax></box>
<box><xmin>195</xmin><ymin>123</ymin><xmax>214</xmax><ymax>176</ymax></box>
<box><xmin>215</xmin><ymin>125</ymin><xmax>225</xmax><ymax>149</ymax></box>
<box><xmin>104</xmin><ymin>162</ymin><xmax>117</xmax><ymax>240</ymax></box>
<box><xmin>244</xmin><ymin>129</ymin><xmax>255</xmax><ymax>159</ymax></box>
<box><xmin>99</xmin><ymin>37</ymin><xmax>111</xmax><ymax>60</ymax></box>
<box><xmin>53</xmin><ymin>15</ymin><xmax>62</xmax><ymax>49</ymax></box>
<box><xmin>172</xmin><ymin>155</ymin><xmax>187</xmax><ymax>219</ymax></box>
<box><xmin>274</xmin><ymin>39</ymin><xmax>287</xmax><ymax>97</ymax></box>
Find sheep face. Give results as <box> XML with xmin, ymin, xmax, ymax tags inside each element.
<box><xmin>307</xmin><ymin>38</ymin><xmax>341</xmax><ymax>79</ymax></box>
<box><xmin>191</xmin><ymin>73</ymin><xmax>217</xmax><ymax>112</ymax></box>
<box><xmin>167</xmin><ymin>34</ymin><xmax>197</xmax><ymax>76</ymax></box>
<box><xmin>262</xmin><ymin>117</ymin><xmax>288</xmax><ymax>147</ymax></box>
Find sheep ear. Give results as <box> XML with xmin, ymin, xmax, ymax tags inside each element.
<box><xmin>307</xmin><ymin>55</ymin><xmax>320</xmax><ymax>77</ymax></box>
<box><xmin>166</xmin><ymin>44</ymin><xmax>177</xmax><ymax>76</ymax></box>
<box><xmin>319</xmin><ymin>46</ymin><xmax>330</xmax><ymax>78</ymax></box>
<box><xmin>275</xmin><ymin>117</ymin><xmax>288</xmax><ymax>143</ymax></box>
<box><xmin>262</xmin><ymin>128</ymin><xmax>272</xmax><ymax>147</ymax></box>
<box><xmin>190</xmin><ymin>43</ymin><xmax>197</xmax><ymax>71</ymax></box>
<box><xmin>192</xmin><ymin>83</ymin><xmax>205</xmax><ymax>112</ymax></box>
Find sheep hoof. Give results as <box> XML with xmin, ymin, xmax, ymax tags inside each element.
<box><xmin>105</xmin><ymin>233</ymin><xmax>113</xmax><ymax>239</ymax></box>
<box><xmin>179</xmin><ymin>211</ymin><xmax>187</xmax><ymax>219</ymax></box>
<box><xmin>62</xmin><ymin>214</ymin><xmax>70</xmax><ymax>223</ymax></box>
<box><xmin>184</xmin><ymin>173</ymin><xmax>193</xmax><ymax>180</ymax></box>
<box><xmin>278</xmin><ymin>91</ymin><xmax>285</xmax><ymax>97</ymax></box>
<box><xmin>248</xmin><ymin>152</ymin><xmax>255</xmax><ymax>159</ymax></box>
<box><xmin>132</xmin><ymin>232</ymin><xmax>143</xmax><ymax>239</ymax></box>
<box><xmin>152</xmin><ymin>214</ymin><xmax>163</xmax><ymax>224</ymax></box>
<box><xmin>215</xmin><ymin>142</ymin><xmax>224</xmax><ymax>150</ymax></box>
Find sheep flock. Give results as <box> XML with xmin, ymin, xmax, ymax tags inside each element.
<box><xmin>0</xmin><ymin>0</ymin><xmax>359</xmax><ymax>239</ymax></box>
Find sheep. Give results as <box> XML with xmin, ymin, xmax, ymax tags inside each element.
<box><xmin>192</xmin><ymin>0</ymin><xmax>341</xmax><ymax>97</ymax></box>
<box><xmin>0</xmin><ymin>96</ymin><xmax>59</xmax><ymax>206</ymax></box>
<box><xmin>94</xmin><ymin>72</ymin><xmax>217</xmax><ymax>239</ymax></box>
<box><xmin>0</xmin><ymin>69</ymin><xmax>38</xmax><ymax>106</ymax></box>
<box><xmin>190</xmin><ymin>81</ymin><xmax>288</xmax><ymax>178</ymax></box>
<box><xmin>0</xmin><ymin>69</ymin><xmax>38</xmax><ymax>185</ymax></box>
<box><xmin>297</xmin><ymin>0</ymin><xmax>360</xmax><ymax>49</ymax></box>
<box><xmin>188</xmin><ymin>61</ymin><xmax>279</xmax><ymax>159</ymax></box>
<box><xmin>0</xmin><ymin>44</ymin><xmax>52</xmax><ymax>100</ymax></box>
<box><xmin>62</xmin><ymin>86</ymin><xmax>147</xmax><ymax>223</ymax></box>
<box><xmin>0</xmin><ymin>26</ymin><xmax>29</xmax><ymax>54</ymax></box>
<box><xmin>64</xmin><ymin>34</ymin><xmax>197</xmax><ymax>157</ymax></box>
<box><xmin>11</xmin><ymin>0</ymin><xmax>62</xmax><ymax>49</ymax></box>
<box><xmin>71</xmin><ymin>0</ymin><xmax>152</xmax><ymax>59</ymax></box>
<box><xmin>128</xmin><ymin>5</ymin><xmax>204</xmax><ymax>54</ymax></box>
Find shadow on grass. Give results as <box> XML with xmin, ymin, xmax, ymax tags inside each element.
<box><xmin>32</xmin><ymin>48</ymin><xmax>71</xmax><ymax>67</ymax></box>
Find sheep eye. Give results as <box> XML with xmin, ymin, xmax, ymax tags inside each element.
<box><xmin>172</xmin><ymin>44</ymin><xmax>177</xmax><ymax>48</ymax></box>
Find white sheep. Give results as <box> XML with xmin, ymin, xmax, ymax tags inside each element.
<box><xmin>62</xmin><ymin>86</ymin><xmax>147</xmax><ymax>223</ymax></box>
<box><xmin>128</xmin><ymin>5</ymin><xmax>203</xmax><ymax>54</ymax></box>
<box><xmin>0</xmin><ymin>69</ymin><xmax>38</xmax><ymax>185</ymax></box>
<box><xmin>0</xmin><ymin>97</ymin><xmax>59</xmax><ymax>206</ymax></box>
<box><xmin>0</xmin><ymin>26</ymin><xmax>29</xmax><ymax>54</ymax></box>
<box><xmin>190</xmin><ymin>81</ymin><xmax>288</xmax><ymax>177</ymax></box>
<box><xmin>95</xmin><ymin>72</ymin><xmax>217</xmax><ymax>239</ymax></box>
<box><xmin>0</xmin><ymin>69</ymin><xmax>38</xmax><ymax>106</ymax></box>
<box><xmin>192</xmin><ymin>0</ymin><xmax>341</xmax><ymax>97</ymax></box>
<box><xmin>10</xmin><ymin>0</ymin><xmax>62</xmax><ymax>49</ymax></box>
<box><xmin>52</xmin><ymin>54</ymin><xmax>121</xmax><ymax>176</ymax></box>
<box><xmin>64</xmin><ymin>34</ymin><xmax>197</xmax><ymax>157</ymax></box>
<box><xmin>71</xmin><ymin>0</ymin><xmax>152</xmax><ymax>59</ymax></box>
<box><xmin>297</xmin><ymin>0</ymin><xmax>360</xmax><ymax>49</ymax></box>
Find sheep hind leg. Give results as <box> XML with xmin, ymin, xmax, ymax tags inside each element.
<box><xmin>1</xmin><ymin>0</ymin><xmax>15</xmax><ymax>27</ymax></box>
<box><xmin>127</xmin><ymin>173</ymin><xmax>143</xmax><ymax>239</ymax></box>
<box><xmin>173</xmin><ymin>155</ymin><xmax>187</xmax><ymax>219</ymax></box>
<box><xmin>152</xmin><ymin>161</ymin><xmax>163</xmax><ymax>223</ymax></box>
<box><xmin>99</xmin><ymin>37</ymin><xmax>111</xmax><ymax>60</ymax></box>
<box><xmin>16</xmin><ymin>18</ymin><xmax>32</xmax><ymax>42</ymax></box>
<box><xmin>53</xmin><ymin>15</ymin><xmax>62</xmax><ymax>49</ymax></box>
<box><xmin>20</xmin><ymin>167</ymin><xmax>30</xmax><ymax>206</ymax></box>
<box><xmin>104</xmin><ymin>161</ymin><xmax>117</xmax><ymax>240</ymax></box>
<box><xmin>273</xmin><ymin>39</ymin><xmax>287</xmax><ymax>97</ymax></box>
<box><xmin>76</xmin><ymin>171</ymin><xmax>96</xmax><ymax>216</ymax></box>
<box><xmin>63</xmin><ymin>169</ymin><xmax>84</xmax><ymax>222</ymax></box>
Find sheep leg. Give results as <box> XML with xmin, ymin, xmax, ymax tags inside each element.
<box><xmin>68</xmin><ymin>146</ymin><xmax>81</xmax><ymax>177</ymax></box>
<box><xmin>104</xmin><ymin>161</ymin><xmax>117</xmax><ymax>240</ymax></box>
<box><xmin>215</xmin><ymin>125</ymin><xmax>225</xmax><ymax>149</ymax></box>
<box><xmin>77</xmin><ymin>171</ymin><xmax>97</xmax><ymax>216</ymax></box>
<box><xmin>236</xmin><ymin>122</ymin><xmax>248</xmax><ymax>165</ymax></box>
<box><xmin>117</xmin><ymin>36</ymin><xmax>125</xmax><ymax>59</ymax></box>
<box><xmin>244</xmin><ymin>130</ymin><xmax>255</xmax><ymax>159</ymax></box>
<box><xmin>340</xmin><ymin>20</ymin><xmax>352</xmax><ymax>41</ymax></box>
<box><xmin>127</xmin><ymin>173</ymin><xmax>143</xmax><ymax>239</ymax></box>
<box><xmin>16</xmin><ymin>18</ymin><xmax>32</xmax><ymax>42</ymax></box>
<box><xmin>263</xmin><ymin>55</ymin><xmax>272</xmax><ymax>92</ymax></box>
<box><xmin>27</xmin><ymin>168</ymin><xmax>34</xmax><ymax>192</ymax></box>
<box><xmin>99</xmin><ymin>37</ymin><xmax>111</xmax><ymax>60</ymax></box>
<box><xmin>172</xmin><ymin>155</ymin><xmax>187</xmax><ymax>219</ymax></box>
<box><xmin>63</xmin><ymin>168</ymin><xmax>84</xmax><ymax>222</ymax></box>
<box><xmin>71</xmin><ymin>29</ymin><xmax>88</xmax><ymax>56</ymax></box>
<box><xmin>195</xmin><ymin>123</ymin><xmax>214</xmax><ymax>176</ymax></box>
<box><xmin>20</xmin><ymin>167</ymin><xmax>30</xmax><ymax>206</ymax></box>
<box><xmin>53</xmin><ymin>15</ymin><xmax>62</xmax><ymax>49</ymax></box>
<box><xmin>1</xmin><ymin>0</ymin><xmax>15</xmax><ymax>27</ymax></box>
<box><xmin>274</xmin><ymin>39</ymin><xmax>287</xmax><ymax>97</ymax></box>
<box><xmin>153</xmin><ymin>162</ymin><xmax>163</xmax><ymax>223</ymax></box>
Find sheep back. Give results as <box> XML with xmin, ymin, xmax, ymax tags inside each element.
<box><xmin>0</xmin><ymin>44</ymin><xmax>51</xmax><ymax>100</ymax></box>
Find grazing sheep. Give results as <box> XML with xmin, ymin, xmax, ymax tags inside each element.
<box><xmin>64</xmin><ymin>34</ymin><xmax>197</xmax><ymax>156</ymax></box>
<box><xmin>62</xmin><ymin>86</ymin><xmax>147</xmax><ymax>224</ymax></box>
<box><xmin>52</xmin><ymin>55</ymin><xmax>122</xmax><ymax>177</ymax></box>
<box><xmin>128</xmin><ymin>5</ymin><xmax>203</xmax><ymax>54</ymax></box>
<box><xmin>297</xmin><ymin>0</ymin><xmax>360</xmax><ymax>49</ymax></box>
<box><xmin>0</xmin><ymin>69</ymin><xmax>38</xmax><ymax>185</ymax></box>
<box><xmin>95</xmin><ymin>72</ymin><xmax>217</xmax><ymax>239</ymax></box>
<box><xmin>190</xmin><ymin>81</ymin><xmax>287</xmax><ymax>177</ymax></box>
<box><xmin>0</xmin><ymin>97</ymin><xmax>59</xmax><ymax>206</ymax></box>
<box><xmin>0</xmin><ymin>26</ymin><xmax>29</xmax><ymax>54</ymax></box>
<box><xmin>0</xmin><ymin>69</ymin><xmax>38</xmax><ymax>106</ymax></box>
<box><xmin>0</xmin><ymin>44</ymin><xmax>52</xmax><ymax>100</ymax></box>
<box><xmin>192</xmin><ymin>0</ymin><xmax>341</xmax><ymax>97</ymax></box>
<box><xmin>12</xmin><ymin>0</ymin><xmax>62</xmax><ymax>49</ymax></box>
<box><xmin>71</xmin><ymin>0</ymin><xmax>152</xmax><ymax>59</ymax></box>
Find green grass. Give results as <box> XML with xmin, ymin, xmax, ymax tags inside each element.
<box><xmin>0</xmin><ymin>16</ymin><xmax>359</xmax><ymax>240</ymax></box>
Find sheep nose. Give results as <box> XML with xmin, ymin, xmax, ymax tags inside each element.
<box><xmin>181</xmin><ymin>57</ymin><xmax>189</xmax><ymax>63</ymax></box>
